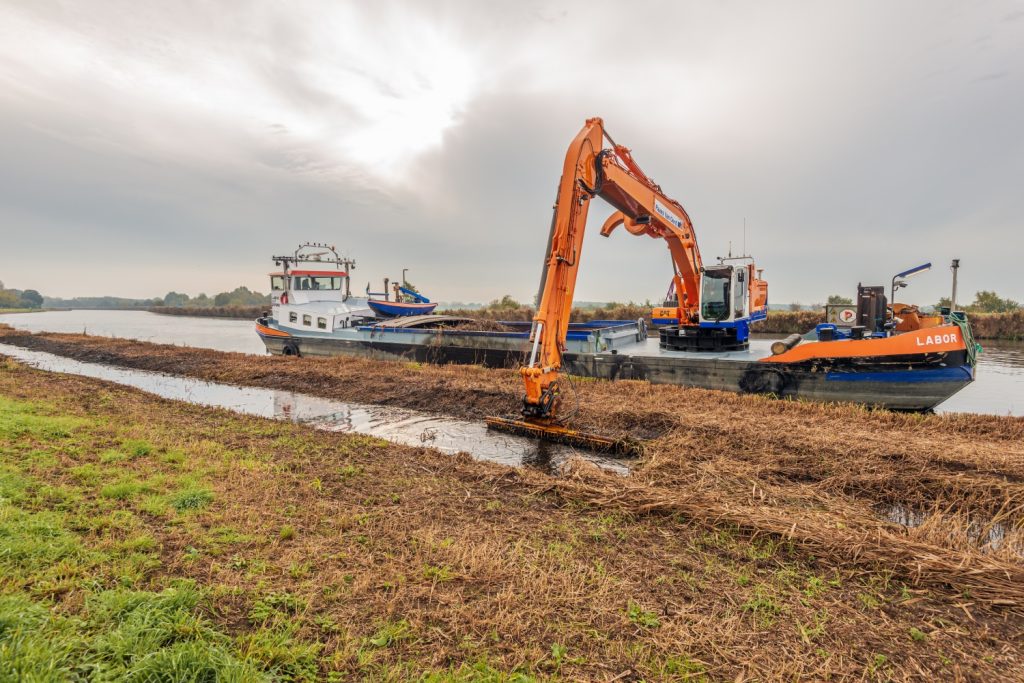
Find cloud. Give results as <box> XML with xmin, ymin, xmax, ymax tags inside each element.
<box><xmin>0</xmin><ymin>0</ymin><xmax>1021</xmax><ymax>306</ymax></box>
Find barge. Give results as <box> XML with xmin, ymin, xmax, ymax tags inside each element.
<box><xmin>257</xmin><ymin>245</ymin><xmax>976</xmax><ymax>411</ymax></box>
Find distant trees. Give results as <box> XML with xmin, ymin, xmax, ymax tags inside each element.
<box><xmin>827</xmin><ymin>295</ymin><xmax>853</xmax><ymax>305</ymax></box>
<box><xmin>157</xmin><ymin>287</ymin><xmax>270</xmax><ymax>308</ymax></box>
<box><xmin>489</xmin><ymin>295</ymin><xmax>522</xmax><ymax>310</ymax></box>
<box><xmin>0</xmin><ymin>286</ymin><xmax>42</xmax><ymax>309</ymax></box>
<box><xmin>163</xmin><ymin>291</ymin><xmax>190</xmax><ymax>307</ymax></box>
<box><xmin>935</xmin><ymin>291</ymin><xmax>1020</xmax><ymax>313</ymax></box>
<box><xmin>213</xmin><ymin>287</ymin><xmax>268</xmax><ymax>307</ymax></box>
<box><xmin>19</xmin><ymin>290</ymin><xmax>43</xmax><ymax>308</ymax></box>
<box><xmin>0</xmin><ymin>290</ymin><xmax>19</xmax><ymax>308</ymax></box>
<box><xmin>971</xmin><ymin>290</ymin><xmax>1019</xmax><ymax>313</ymax></box>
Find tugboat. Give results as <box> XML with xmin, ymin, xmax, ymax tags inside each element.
<box><xmin>255</xmin><ymin>243</ymin><xmax>374</xmax><ymax>355</ymax></box>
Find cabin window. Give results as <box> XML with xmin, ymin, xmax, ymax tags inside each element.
<box><xmin>317</xmin><ymin>317</ymin><xmax>327</xmax><ymax>330</ymax></box>
<box><xmin>302</xmin><ymin>314</ymin><xmax>312</xmax><ymax>326</ymax></box>
<box><xmin>288</xmin><ymin>312</ymin><xmax>297</xmax><ymax>323</ymax></box>
<box><xmin>270</xmin><ymin>275</ymin><xmax>285</xmax><ymax>291</ymax></box>
<box><xmin>701</xmin><ymin>269</ymin><xmax>731</xmax><ymax>322</ymax></box>
<box><xmin>734</xmin><ymin>269</ymin><xmax>746</xmax><ymax>319</ymax></box>
<box><xmin>292</xmin><ymin>276</ymin><xmax>342</xmax><ymax>291</ymax></box>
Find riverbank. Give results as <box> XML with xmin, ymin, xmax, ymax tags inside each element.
<box><xmin>1</xmin><ymin>346</ymin><xmax>1023</xmax><ymax>679</ymax></box>
<box><xmin>149</xmin><ymin>305</ymin><xmax>266</xmax><ymax>319</ymax></box>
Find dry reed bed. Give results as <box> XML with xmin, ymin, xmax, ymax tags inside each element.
<box><xmin>1</xmin><ymin>327</ymin><xmax>1023</xmax><ymax>608</ymax></box>
<box><xmin>148</xmin><ymin>305</ymin><xmax>267</xmax><ymax>319</ymax></box>
<box><xmin>2</xmin><ymin>360</ymin><xmax>1023</xmax><ymax>679</ymax></box>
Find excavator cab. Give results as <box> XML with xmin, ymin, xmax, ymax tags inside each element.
<box><xmin>699</xmin><ymin>265</ymin><xmax>742</xmax><ymax>322</ymax></box>
<box><xmin>659</xmin><ymin>262</ymin><xmax>767</xmax><ymax>352</ymax></box>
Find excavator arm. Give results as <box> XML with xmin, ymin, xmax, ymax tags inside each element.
<box><xmin>521</xmin><ymin>117</ymin><xmax>704</xmax><ymax>420</ymax></box>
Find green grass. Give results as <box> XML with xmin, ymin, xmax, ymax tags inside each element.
<box><xmin>0</xmin><ymin>585</ymin><xmax>265</xmax><ymax>681</ymax></box>
<box><xmin>626</xmin><ymin>602</ymin><xmax>661</xmax><ymax>629</ymax></box>
<box><xmin>171</xmin><ymin>488</ymin><xmax>214</xmax><ymax>512</ymax></box>
<box><xmin>101</xmin><ymin>481</ymin><xmax>142</xmax><ymax>500</ymax></box>
<box><xmin>0</xmin><ymin>393</ymin><xmax>287</xmax><ymax>681</ymax></box>
<box><xmin>0</xmin><ymin>396</ymin><xmax>86</xmax><ymax>441</ymax></box>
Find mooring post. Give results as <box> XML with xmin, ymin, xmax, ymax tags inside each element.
<box><xmin>950</xmin><ymin>258</ymin><xmax>960</xmax><ymax>314</ymax></box>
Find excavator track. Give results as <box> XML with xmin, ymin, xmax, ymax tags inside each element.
<box><xmin>485</xmin><ymin>416</ymin><xmax>644</xmax><ymax>456</ymax></box>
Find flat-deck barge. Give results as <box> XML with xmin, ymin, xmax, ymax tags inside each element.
<box><xmin>257</xmin><ymin>243</ymin><xmax>975</xmax><ymax>412</ymax></box>
<box><xmin>257</xmin><ymin>316</ymin><xmax>974</xmax><ymax>411</ymax></box>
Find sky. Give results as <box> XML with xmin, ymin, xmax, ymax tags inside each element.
<box><xmin>0</xmin><ymin>0</ymin><xmax>1021</xmax><ymax>306</ymax></box>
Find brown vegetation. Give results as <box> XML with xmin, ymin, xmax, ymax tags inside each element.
<box><xmin>443</xmin><ymin>302</ymin><xmax>653</xmax><ymax>324</ymax></box>
<box><xmin>2</xmin><ymin>348</ymin><xmax>1024</xmax><ymax>679</ymax></box>
<box><xmin>970</xmin><ymin>309</ymin><xmax>1024</xmax><ymax>340</ymax></box>
<box><xmin>149</xmin><ymin>305</ymin><xmax>267</xmax><ymax>319</ymax></box>
<box><xmin>753</xmin><ymin>310</ymin><xmax>1024</xmax><ymax>340</ymax></box>
<box><xmin>751</xmin><ymin>310</ymin><xmax>825</xmax><ymax>335</ymax></box>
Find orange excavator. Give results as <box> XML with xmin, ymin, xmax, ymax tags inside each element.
<box><xmin>487</xmin><ymin>117</ymin><xmax>766</xmax><ymax>452</ymax></box>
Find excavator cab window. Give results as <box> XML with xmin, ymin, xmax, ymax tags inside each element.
<box><xmin>700</xmin><ymin>268</ymin><xmax>732</xmax><ymax>322</ymax></box>
<box><xmin>734</xmin><ymin>268</ymin><xmax>747</xmax><ymax>319</ymax></box>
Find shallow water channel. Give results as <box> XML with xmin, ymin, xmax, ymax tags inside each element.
<box><xmin>879</xmin><ymin>503</ymin><xmax>1020</xmax><ymax>555</ymax></box>
<box><xmin>0</xmin><ymin>344</ymin><xmax>629</xmax><ymax>475</ymax></box>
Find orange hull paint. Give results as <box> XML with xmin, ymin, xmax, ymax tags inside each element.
<box><xmin>762</xmin><ymin>324</ymin><xmax>966</xmax><ymax>364</ymax></box>
<box><xmin>255</xmin><ymin>322</ymin><xmax>292</xmax><ymax>338</ymax></box>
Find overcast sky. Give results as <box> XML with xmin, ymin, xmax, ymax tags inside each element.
<box><xmin>1</xmin><ymin>0</ymin><xmax>1021</xmax><ymax>306</ymax></box>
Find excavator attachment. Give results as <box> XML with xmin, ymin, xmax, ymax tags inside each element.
<box><xmin>485</xmin><ymin>416</ymin><xmax>644</xmax><ymax>457</ymax></box>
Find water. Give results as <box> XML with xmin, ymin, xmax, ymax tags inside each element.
<box><xmin>0</xmin><ymin>309</ymin><xmax>265</xmax><ymax>355</ymax></box>
<box><xmin>1</xmin><ymin>310</ymin><xmax>1022</xmax><ymax>416</ymax></box>
<box><xmin>935</xmin><ymin>340</ymin><xmax>1024</xmax><ymax>417</ymax></box>
<box><xmin>0</xmin><ymin>343</ymin><xmax>628</xmax><ymax>474</ymax></box>
<box><xmin>880</xmin><ymin>503</ymin><xmax>1020</xmax><ymax>555</ymax></box>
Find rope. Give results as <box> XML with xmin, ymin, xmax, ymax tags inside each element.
<box><xmin>950</xmin><ymin>311</ymin><xmax>982</xmax><ymax>366</ymax></box>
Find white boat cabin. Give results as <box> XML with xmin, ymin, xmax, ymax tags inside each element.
<box><xmin>269</xmin><ymin>269</ymin><xmax>374</xmax><ymax>332</ymax></box>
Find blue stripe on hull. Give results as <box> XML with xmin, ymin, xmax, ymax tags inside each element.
<box><xmin>825</xmin><ymin>365</ymin><xmax>974</xmax><ymax>383</ymax></box>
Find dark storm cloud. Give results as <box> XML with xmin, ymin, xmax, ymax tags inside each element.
<box><xmin>0</xmin><ymin>0</ymin><xmax>1021</xmax><ymax>306</ymax></box>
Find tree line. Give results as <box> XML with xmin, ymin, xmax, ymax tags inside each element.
<box><xmin>0</xmin><ymin>279</ymin><xmax>269</xmax><ymax>310</ymax></box>
<box><xmin>157</xmin><ymin>287</ymin><xmax>269</xmax><ymax>308</ymax></box>
<box><xmin>0</xmin><ymin>280</ymin><xmax>43</xmax><ymax>309</ymax></box>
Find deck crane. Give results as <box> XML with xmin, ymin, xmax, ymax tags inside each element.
<box><xmin>487</xmin><ymin>117</ymin><xmax>767</xmax><ymax>450</ymax></box>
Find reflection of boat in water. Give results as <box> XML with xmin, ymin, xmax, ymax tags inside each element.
<box><xmin>255</xmin><ymin>245</ymin><xmax>976</xmax><ymax>412</ymax></box>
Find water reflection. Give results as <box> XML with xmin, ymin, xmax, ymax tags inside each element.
<box><xmin>879</xmin><ymin>503</ymin><xmax>1021</xmax><ymax>555</ymax></box>
<box><xmin>0</xmin><ymin>343</ymin><xmax>629</xmax><ymax>475</ymax></box>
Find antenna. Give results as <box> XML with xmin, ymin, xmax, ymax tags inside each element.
<box><xmin>743</xmin><ymin>217</ymin><xmax>747</xmax><ymax>256</ymax></box>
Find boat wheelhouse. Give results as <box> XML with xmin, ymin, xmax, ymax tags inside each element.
<box><xmin>264</xmin><ymin>243</ymin><xmax>374</xmax><ymax>340</ymax></box>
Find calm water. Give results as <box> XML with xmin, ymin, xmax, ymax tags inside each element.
<box><xmin>1</xmin><ymin>310</ymin><xmax>1022</xmax><ymax>416</ymax></box>
<box><xmin>0</xmin><ymin>343</ymin><xmax>628</xmax><ymax>474</ymax></box>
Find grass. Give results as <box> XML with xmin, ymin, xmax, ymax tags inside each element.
<box><xmin>0</xmin><ymin>346</ymin><xmax>1022</xmax><ymax>679</ymax></box>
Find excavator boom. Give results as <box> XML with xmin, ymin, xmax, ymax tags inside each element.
<box><xmin>489</xmin><ymin>117</ymin><xmax>765</xmax><ymax>450</ymax></box>
<box><xmin>520</xmin><ymin>118</ymin><xmax>703</xmax><ymax>420</ymax></box>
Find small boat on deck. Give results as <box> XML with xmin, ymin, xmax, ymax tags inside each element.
<box><xmin>367</xmin><ymin>285</ymin><xmax>438</xmax><ymax>317</ymax></box>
